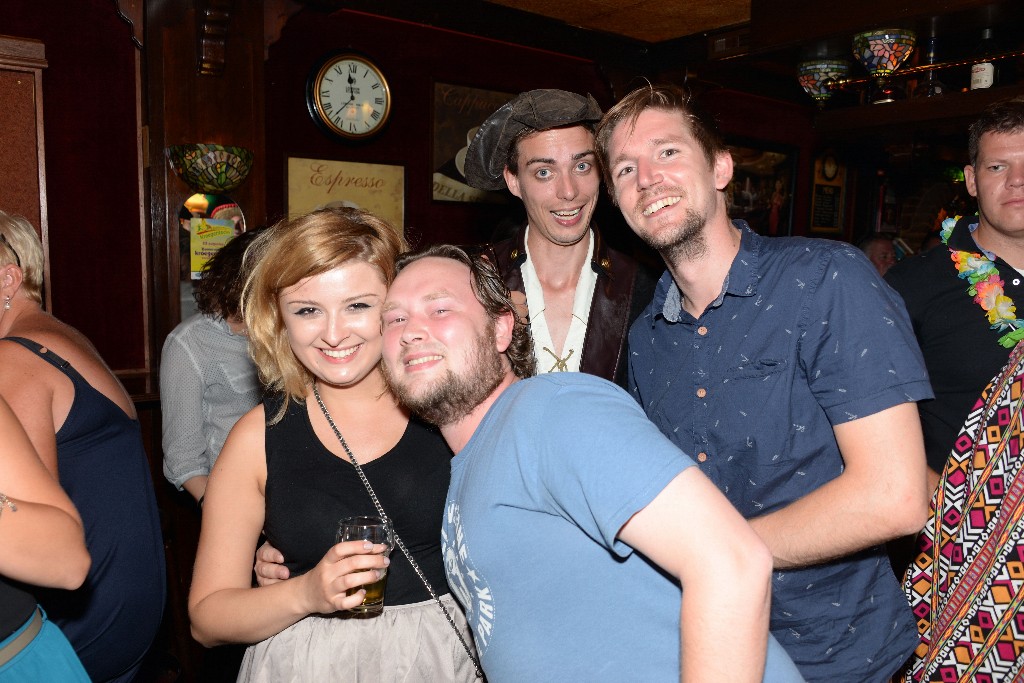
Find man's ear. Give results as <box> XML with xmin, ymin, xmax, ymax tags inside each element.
<box><xmin>503</xmin><ymin>166</ymin><xmax>522</xmax><ymax>200</ymax></box>
<box><xmin>714</xmin><ymin>150</ymin><xmax>734</xmax><ymax>191</ymax></box>
<box><xmin>493</xmin><ymin>309</ymin><xmax>515</xmax><ymax>353</ymax></box>
<box><xmin>964</xmin><ymin>164</ymin><xmax>978</xmax><ymax>198</ymax></box>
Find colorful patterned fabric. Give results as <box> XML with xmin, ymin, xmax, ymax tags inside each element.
<box><xmin>903</xmin><ymin>340</ymin><xmax>1024</xmax><ymax>682</ymax></box>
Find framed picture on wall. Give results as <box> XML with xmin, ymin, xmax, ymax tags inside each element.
<box><xmin>286</xmin><ymin>157</ymin><xmax>405</xmax><ymax>233</ymax></box>
<box><xmin>810</xmin><ymin>152</ymin><xmax>846</xmax><ymax>235</ymax></box>
<box><xmin>726</xmin><ymin>139</ymin><xmax>797</xmax><ymax>236</ymax></box>
<box><xmin>432</xmin><ymin>82</ymin><xmax>514</xmax><ymax>204</ymax></box>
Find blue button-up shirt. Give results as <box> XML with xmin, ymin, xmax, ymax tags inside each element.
<box><xmin>630</xmin><ymin>222</ymin><xmax>932</xmax><ymax>682</ymax></box>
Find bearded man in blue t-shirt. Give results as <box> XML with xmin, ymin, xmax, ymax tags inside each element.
<box><xmin>380</xmin><ymin>244</ymin><xmax>802</xmax><ymax>683</ymax></box>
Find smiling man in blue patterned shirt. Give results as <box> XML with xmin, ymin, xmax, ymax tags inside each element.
<box><xmin>595</xmin><ymin>85</ymin><xmax>933</xmax><ymax>682</ymax></box>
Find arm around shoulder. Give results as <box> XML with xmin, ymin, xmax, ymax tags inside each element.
<box><xmin>618</xmin><ymin>467</ymin><xmax>772</xmax><ymax>683</ymax></box>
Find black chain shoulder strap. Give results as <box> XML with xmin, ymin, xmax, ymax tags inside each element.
<box><xmin>312</xmin><ymin>383</ymin><xmax>483</xmax><ymax>679</ymax></box>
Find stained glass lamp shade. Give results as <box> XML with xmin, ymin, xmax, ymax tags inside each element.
<box><xmin>797</xmin><ymin>59</ymin><xmax>850</xmax><ymax>108</ymax></box>
<box><xmin>166</xmin><ymin>143</ymin><xmax>254</xmax><ymax>194</ymax></box>
<box><xmin>852</xmin><ymin>29</ymin><xmax>916</xmax><ymax>104</ymax></box>
<box><xmin>852</xmin><ymin>29</ymin><xmax>916</xmax><ymax>77</ymax></box>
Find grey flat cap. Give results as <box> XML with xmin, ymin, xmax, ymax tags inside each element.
<box><xmin>463</xmin><ymin>89</ymin><xmax>603</xmax><ymax>191</ymax></box>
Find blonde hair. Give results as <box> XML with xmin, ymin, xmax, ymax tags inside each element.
<box><xmin>0</xmin><ymin>210</ymin><xmax>44</xmax><ymax>304</ymax></box>
<box><xmin>242</xmin><ymin>207</ymin><xmax>406</xmax><ymax>423</ymax></box>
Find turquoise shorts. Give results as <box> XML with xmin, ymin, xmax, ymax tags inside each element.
<box><xmin>0</xmin><ymin>607</ymin><xmax>89</xmax><ymax>682</ymax></box>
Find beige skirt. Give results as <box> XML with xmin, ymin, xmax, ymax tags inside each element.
<box><xmin>236</xmin><ymin>594</ymin><xmax>478</xmax><ymax>683</ymax></box>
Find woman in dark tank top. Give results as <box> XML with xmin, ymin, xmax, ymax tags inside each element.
<box><xmin>188</xmin><ymin>208</ymin><xmax>478</xmax><ymax>681</ymax></box>
<box><xmin>0</xmin><ymin>210</ymin><xmax>165</xmax><ymax>683</ymax></box>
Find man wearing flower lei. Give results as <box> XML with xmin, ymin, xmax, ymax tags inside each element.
<box><xmin>886</xmin><ymin>96</ymin><xmax>1024</xmax><ymax>493</ymax></box>
<box><xmin>885</xmin><ymin>96</ymin><xmax>1024</xmax><ymax>681</ymax></box>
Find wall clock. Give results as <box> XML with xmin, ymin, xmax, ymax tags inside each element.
<box><xmin>306</xmin><ymin>53</ymin><xmax>392</xmax><ymax>140</ymax></box>
<box><xmin>822</xmin><ymin>153</ymin><xmax>839</xmax><ymax>181</ymax></box>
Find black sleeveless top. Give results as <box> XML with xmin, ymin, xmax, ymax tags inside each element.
<box><xmin>263</xmin><ymin>394</ymin><xmax>452</xmax><ymax>605</ymax></box>
<box><xmin>1</xmin><ymin>337</ymin><xmax>165</xmax><ymax>683</ymax></box>
<box><xmin>0</xmin><ymin>579</ymin><xmax>36</xmax><ymax>640</ymax></box>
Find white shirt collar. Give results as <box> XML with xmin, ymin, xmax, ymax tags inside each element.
<box><xmin>520</xmin><ymin>226</ymin><xmax>597</xmax><ymax>374</ymax></box>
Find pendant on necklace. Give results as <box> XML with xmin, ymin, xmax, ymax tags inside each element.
<box><xmin>543</xmin><ymin>346</ymin><xmax>574</xmax><ymax>372</ymax></box>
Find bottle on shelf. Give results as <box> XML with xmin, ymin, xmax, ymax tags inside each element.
<box><xmin>913</xmin><ymin>34</ymin><xmax>946</xmax><ymax>98</ymax></box>
<box><xmin>970</xmin><ymin>28</ymin><xmax>998</xmax><ymax>90</ymax></box>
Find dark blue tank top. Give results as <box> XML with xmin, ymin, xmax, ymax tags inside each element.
<box><xmin>2</xmin><ymin>337</ymin><xmax>165</xmax><ymax>683</ymax></box>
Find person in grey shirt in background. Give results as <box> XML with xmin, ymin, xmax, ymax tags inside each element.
<box><xmin>161</xmin><ymin>230</ymin><xmax>262</xmax><ymax>504</ymax></box>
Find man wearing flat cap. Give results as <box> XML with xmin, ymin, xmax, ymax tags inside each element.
<box><xmin>464</xmin><ymin>89</ymin><xmax>654</xmax><ymax>387</ymax></box>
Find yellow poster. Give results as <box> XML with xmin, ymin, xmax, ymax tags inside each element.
<box><xmin>287</xmin><ymin>158</ymin><xmax>404</xmax><ymax>234</ymax></box>
<box><xmin>190</xmin><ymin>218</ymin><xmax>236</xmax><ymax>279</ymax></box>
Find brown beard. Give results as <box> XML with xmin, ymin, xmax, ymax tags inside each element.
<box><xmin>662</xmin><ymin>207</ymin><xmax>708</xmax><ymax>262</ymax></box>
<box><xmin>383</xmin><ymin>325</ymin><xmax>506</xmax><ymax>426</ymax></box>
<box><xmin>632</xmin><ymin>188</ymin><xmax>709</xmax><ymax>262</ymax></box>
<box><xmin>636</xmin><ymin>204</ymin><xmax>708</xmax><ymax>263</ymax></box>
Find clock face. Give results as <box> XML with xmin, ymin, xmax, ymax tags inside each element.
<box><xmin>308</xmin><ymin>55</ymin><xmax>391</xmax><ymax>140</ymax></box>
<box><xmin>822</xmin><ymin>155</ymin><xmax>839</xmax><ymax>181</ymax></box>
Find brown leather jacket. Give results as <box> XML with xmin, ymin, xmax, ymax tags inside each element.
<box><xmin>481</xmin><ymin>226</ymin><xmax>655</xmax><ymax>388</ymax></box>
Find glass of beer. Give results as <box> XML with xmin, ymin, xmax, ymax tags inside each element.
<box><xmin>336</xmin><ymin>515</ymin><xmax>393</xmax><ymax>615</ymax></box>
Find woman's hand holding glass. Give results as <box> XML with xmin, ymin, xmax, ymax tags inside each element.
<box><xmin>299</xmin><ymin>539</ymin><xmax>390</xmax><ymax>614</ymax></box>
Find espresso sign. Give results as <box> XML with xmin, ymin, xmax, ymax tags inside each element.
<box><xmin>287</xmin><ymin>157</ymin><xmax>404</xmax><ymax>233</ymax></box>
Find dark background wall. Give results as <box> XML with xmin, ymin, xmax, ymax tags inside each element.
<box><xmin>707</xmin><ymin>89</ymin><xmax>823</xmax><ymax>237</ymax></box>
<box><xmin>0</xmin><ymin>2</ymin><xmax>826</xmax><ymax>379</ymax></box>
<box><xmin>3</xmin><ymin>0</ymin><xmax>147</xmax><ymax>372</ymax></box>
<box><xmin>265</xmin><ymin>9</ymin><xmax>618</xmax><ymax>248</ymax></box>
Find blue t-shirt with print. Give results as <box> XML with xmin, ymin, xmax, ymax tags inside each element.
<box><xmin>630</xmin><ymin>221</ymin><xmax>932</xmax><ymax>682</ymax></box>
<box><xmin>442</xmin><ymin>372</ymin><xmax>803</xmax><ymax>682</ymax></box>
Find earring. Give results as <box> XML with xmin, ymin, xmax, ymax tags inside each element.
<box><xmin>3</xmin><ymin>297</ymin><xmax>10</xmax><ymax>311</ymax></box>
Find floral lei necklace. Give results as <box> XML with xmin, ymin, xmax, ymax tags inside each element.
<box><xmin>941</xmin><ymin>215</ymin><xmax>1024</xmax><ymax>348</ymax></box>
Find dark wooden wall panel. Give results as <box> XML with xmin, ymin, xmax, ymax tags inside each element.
<box><xmin>147</xmin><ymin>0</ymin><xmax>267</xmax><ymax>346</ymax></box>
<box><xmin>0</xmin><ymin>68</ymin><xmax>43</xmax><ymax>230</ymax></box>
<box><xmin>704</xmin><ymin>89</ymin><xmax>820</xmax><ymax>236</ymax></box>
<box><xmin>1</xmin><ymin>0</ymin><xmax>146</xmax><ymax>371</ymax></box>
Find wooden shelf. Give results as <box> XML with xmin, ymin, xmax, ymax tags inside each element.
<box><xmin>814</xmin><ymin>83</ymin><xmax>1024</xmax><ymax>135</ymax></box>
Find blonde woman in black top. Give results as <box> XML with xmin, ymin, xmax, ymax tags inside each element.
<box><xmin>188</xmin><ymin>208</ymin><xmax>476</xmax><ymax>681</ymax></box>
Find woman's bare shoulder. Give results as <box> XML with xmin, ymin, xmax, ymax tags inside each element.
<box><xmin>4</xmin><ymin>313</ymin><xmax>135</xmax><ymax>415</ymax></box>
<box><xmin>5</xmin><ymin>314</ymin><xmax>105</xmax><ymax>366</ymax></box>
<box><xmin>212</xmin><ymin>403</ymin><xmax>269</xmax><ymax>487</ymax></box>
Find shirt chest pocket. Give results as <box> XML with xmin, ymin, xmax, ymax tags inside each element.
<box><xmin>721</xmin><ymin>358</ymin><xmax>787</xmax><ymax>382</ymax></box>
<box><xmin>717</xmin><ymin>358</ymin><xmax>791</xmax><ymax>417</ymax></box>
<box><xmin>714</xmin><ymin>359</ymin><xmax>791</xmax><ymax>437</ymax></box>
<box><xmin>717</xmin><ymin>359</ymin><xmax>790</xmax><ymax>412</ymax></box>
